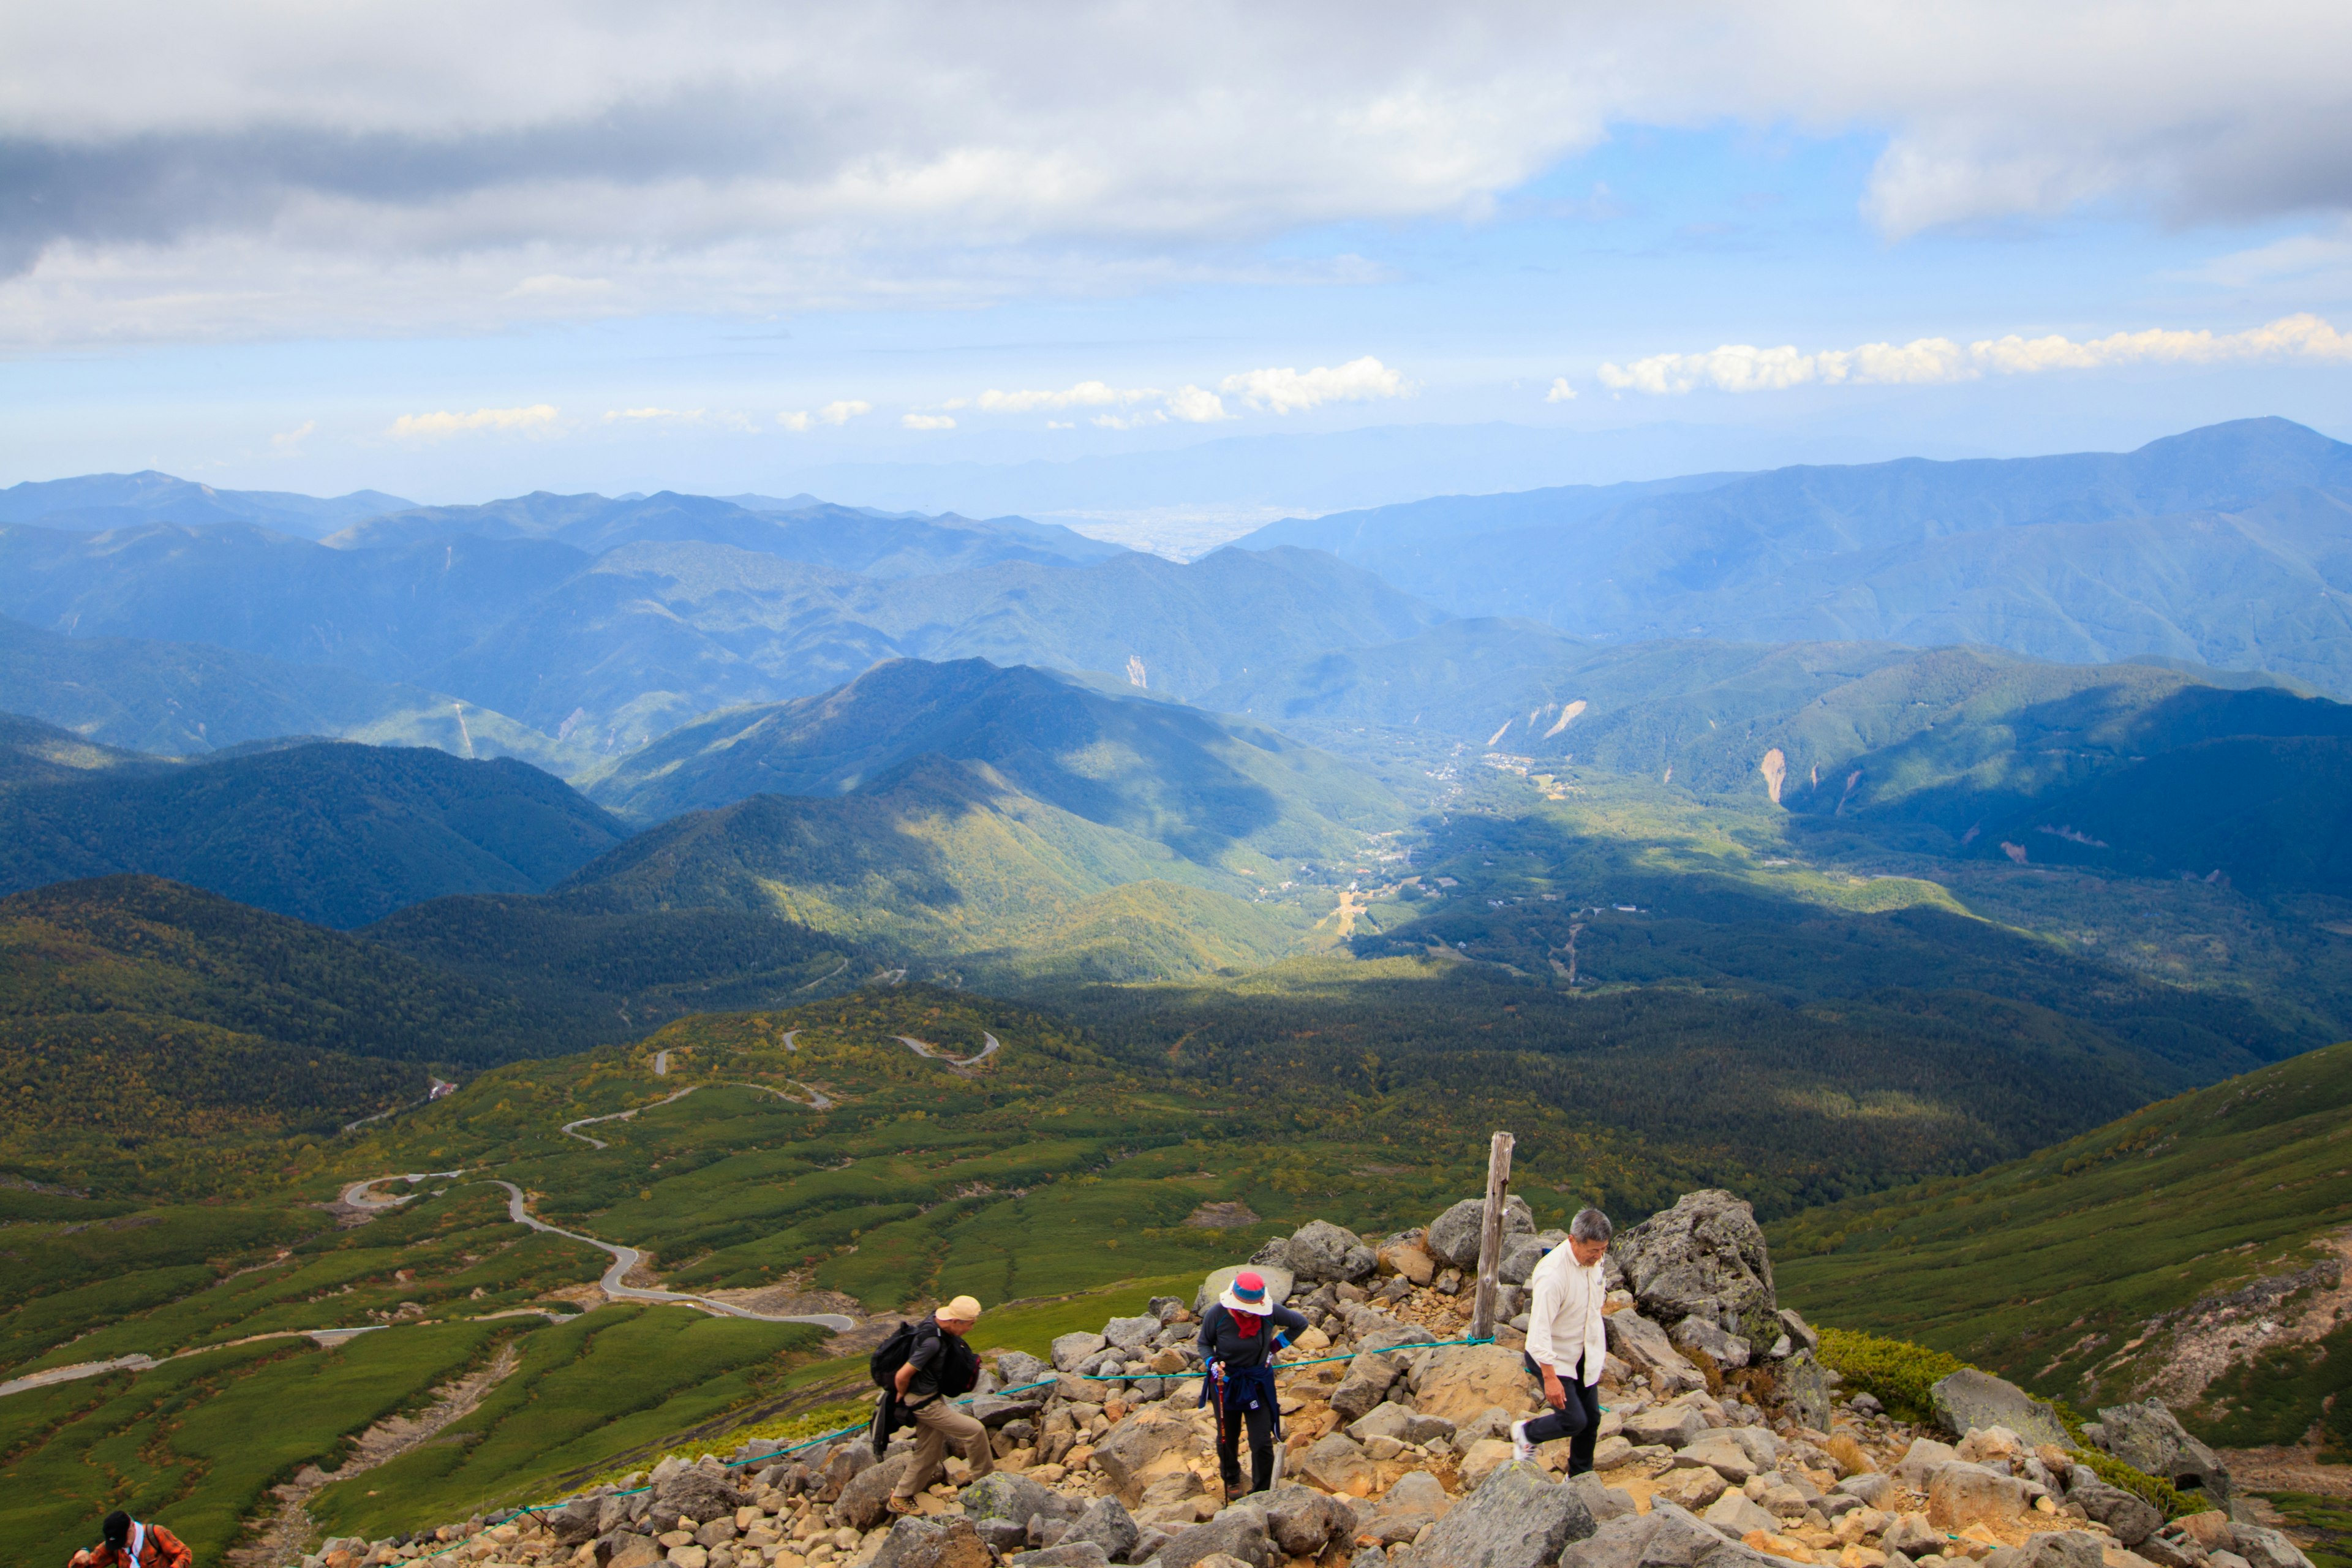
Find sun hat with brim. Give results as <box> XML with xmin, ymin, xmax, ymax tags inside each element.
<box><xmin>1218</xmin><ymin>1268</ymin><xmax>1274</xmax><ymax>1315</ymax></box>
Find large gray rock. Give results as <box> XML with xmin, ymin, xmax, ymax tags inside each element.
<box><xmin>1930</xmin><ymin>1369</ymin><xmax>2070</xmax><ymax>1449</ymax></box>
<box><xmin>1329</xmin><ymin>1349</ymin><xmax>1402</xmax><ymax>1420</ymax></box>
<box><xmin>1157</xmin><ymin>1508</ymin><xmax>1277</xmax><ymax>1568</ymax></box>
<box><xmin>832</xmin><ymin>1453</ymin><xmax>913</xmax><ymax>1529</ymax></box>
<box><xmin>1063</xmin><ymin>1497</ymin><xmax>1140</xmax><ymax>1562</ymax></box>
<box><xmin>1259</xmin><ymin>1485</ymin><xmax>1355</xmax><ymax>1556</ymax></box>
<box><xmin>1989</xmin><ymin>1532</ymin><xmax>2108</xmax><ymax>1568</ymax></box>
<box><xmin>1834</xmin><ymin>1472</ymin><xmax>1894</xmax><ymax>1507</ymax></box>
<box><xmin>1194</xmin><ymin>1264</ymin><xmax>1295</xmax><ymax>1316</ymax></box>
<box><xmin>1777</xmin><ymin>1349</ymin><xmax>1832</xmax><ymax>1431</ymax></box>
<box><xmin>963</xmin><ymin>1472</ymin><xmax>1062</xmax><ymax>1526</ymax></box>
<box><xmin>1274</xmin><ymin>1219</ymin><xmax>1379</xmax><ymax>1284</ymax></box>
<box><xmin>872</xmin><ymin>1516</ymin><xmax>990</xmax><ymax>1568</ymax></box>
<box><xmin>1624</xmin><ymin>1403</ymin><xmax>1708</xmax><ymax>1450</ymax></box>
<box><xmin>1054</xmin><ymin>1332</ymin><xmax>1110</xmax><ymax>1372</ymax></box>
<box><xmin>997</xmin><ymin>1350</ymin><xmax>1052</xmax><ymax>1389</ymax></box>
<box><xmin>1611</xmin><ymin>1191</ymin><xmax>1777</xmax><ymax>1346</ymax></box>
<box><xmin>1411</xmin><ymin>1460</ymin><xmax>1596</xmax><ymax>1568</ymax></box>
<box><xmin>1703</xmin><ymin>1494</ymin><xmax>1782</xmax><ymax>1536</ymax></box>
<box><xmin>1605</xmin><ymin>1311</ymin><xmax>1704</xmax><ymax>1391</ymax></box>
<box><xmin>1929</xmin><ymin>1463</ymin><xmax>2033</xmax><ymax>1532</ymax></box>
<box><xmin>1428</xmin><ymin>1196</ymin><xmax>1537</xmax><ymax>1270</ymax></box>
<box><xmin>1569</xmin><ymin>1472</ymin><xmax>1638</xmax><ymax>1523</ymax></box>
<box><xmin>2065</xmin><ymin>1475</ymin><xmax>2162</xmax><ymax>1546</ymax></box>
<box><xmin>1501</xmin><ymin>1234</ymin><xmax>1552</xmax><ymax>1286</ymax></box>
<box><xmin>1104</xmin><ymin>1316</ymin><xmax>1160</xmax><ymax>1354</ymax></box>
<box><xmin>1012</xmin><ymin>1545</ymin><xmax>1110</xmax><ymax>1568</ymax></box>
<box><xmin>2097</xmin><ymin>1400</ymin><xmax>2235</xmax><ymax>1506</ymax></box>
<box><xmin>1093</xmin><ymin>1407</ymin><xmax>1197</xmax><ymax>1506</ymax></box>
<box><xmin>2226</xmin><ymin>1525</ymin><xmax>2317</xmax><ymax>1568</ymax></box>
<box><xmin>1774</xmin><ymin>1309</ymin><xmax>1820</xmax><ymax>1355</ymax></box>
<box><xmin>1558</xmin><ymin>1500</ymin><xmax>1726</xmax><ymax>1568</ymax></box>
<box><xmin>650</xmin><ymin>1469</ymin><xmax>748</xmax><ymax>1532</ymax></box>
<box><xmin>1892</xmin><ymin>1438</ymin><xmax>1959</xmax><ymax>1487</ymax></box>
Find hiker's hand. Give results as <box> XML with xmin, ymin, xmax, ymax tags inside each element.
<box><xmin>1542</xmin><ymin>1370</ymin><xmax>1567</xmax><ymax>1410</ymax></box>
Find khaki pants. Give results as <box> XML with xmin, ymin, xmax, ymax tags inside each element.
<box><xmin>890</xmin><ymin>1397</ymin><xmax>995</xmax><ymax>1498</ymax></box>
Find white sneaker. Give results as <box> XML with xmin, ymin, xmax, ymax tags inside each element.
<box><xmin>1510</xmin><ymin>1419</ymin><xmax>1537</xmax><ymax>1464</ymax></box>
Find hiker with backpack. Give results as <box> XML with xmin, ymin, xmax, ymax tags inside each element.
<box><xmin>1196</xmin><ymin>1268</ymin><xmax>1307</xmax><ymax>1498</ymax></box>
<box><xmin>67</xmin><ymin>1511</ymin><xmax>193</xmax><ymax>1568</ymax></box>
<box><xmin>876</xmin><ymin>1295</ymin><xmax>993</xmax><ymax>1515</ymax></box>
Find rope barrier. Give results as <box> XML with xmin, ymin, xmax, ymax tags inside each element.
<box><xmin>401</xmin><ymin>1332</ymin><xmax>1505</xmax><ymax>1559</ymax></box>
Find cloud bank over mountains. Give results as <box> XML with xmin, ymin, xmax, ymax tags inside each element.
<box><xmin>7</xmin><ymin>1</ymin><xmax>2350</xmax><ymax>344</ymax></box>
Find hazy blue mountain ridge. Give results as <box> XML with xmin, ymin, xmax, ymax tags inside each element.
<box><xmin>0</xmin><ymin>470</ymin><xmax>412</xmax><ymax>536</ymax></box>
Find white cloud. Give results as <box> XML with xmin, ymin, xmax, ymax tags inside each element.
<box><xmin>1596</xmin><ymin>313</ymin><xmax>2352</xmax><ymax>395</ymax></box>
<box><xmin>1544</xmin><ymin>377</ymin><xmax>1577</xmax><ymax>402</ymax></box>
<box><xmin>15</xmin><ymin>4</ymin><xmax>2351</xmax><ymax>344</ymax></box>
<box><xmin>1164</xmin><ymin>385</ymin><xmax>1229</xmax><ymax>423</ymax></box>
<box><xmin>778</xmin><ymin>399</ymin><xmax>871</xmax><ymax>431</ymax></box>
<box><xmin>386</xmin><ymin>403</ymin><xmax>560</xmax><ymax>439</ymax></box>
<box><xmin>608</xmin><ymin>406</ymin><xmax>705</xmax><ymax>422</ymax></box>
<box><xmin>902</xmin><ymin>412</ymin><xmax>956</xmax><ymax>431</ymax></box>
<box><xmin>974</xmin><ymin>380</ymin><xmax>1158</xmax><ymax>413</ymax></box>
<box><xmin>1046</xmin><ymin>420</ymin><xmax>1074</xmax><ymax>429</ymax></box>
<box><xmin>1219</xmin><ymin>356</ymin><xmax>1408</xmax><ymax>414</ymax></box>
<box><xmin>270</xmin><ymin>419</ymin><xmax>315</xmax><ymax>448</ymax></box>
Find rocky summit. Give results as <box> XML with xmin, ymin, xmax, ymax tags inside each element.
<box><xmin>296</xmin><ymin>1191</ymin><xmax>2313</xmax><ymax>1568</ymax></box>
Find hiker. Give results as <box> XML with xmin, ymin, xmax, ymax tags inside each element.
<box><xmin>885</xmin><ymin>1295</ymin><xmax>993</xmax><ymax>1515</ymax></box>
<box><xmin>68</xmin><ymin>1511</ymin><xmax>192</xmax><ymax>1568</ymax></box>
<box><xmin>1512</xmin><ymin>1206</ymin><xmax>1613</xmax><ymax>1474</ymax></box>
<box><xmin>1197</xmin><ymin>1268</ymin><xmax>1308</xmax><ymax>1498</ymax></box>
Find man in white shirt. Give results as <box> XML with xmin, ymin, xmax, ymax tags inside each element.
<box><xmin>1512</xmin><ymin>1207</ymin><xmax>1613</xmax><ymax>1472</ymax></box>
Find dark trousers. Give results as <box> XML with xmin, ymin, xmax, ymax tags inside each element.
<box><xmin>1522</xmin><ymin>1352</ymin><xmax>1604</xmax><ymax>1474</ymax></box>
<box><xmin>1215</xmin><ymin>1391</ymin><xmax>1278</xmax><ymax>1494</ymax></box>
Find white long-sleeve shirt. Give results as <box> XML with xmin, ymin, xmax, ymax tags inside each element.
<box><xmin>1524</xmin><ymin>1243</ymin><xmax>1608</xmax><ymax>1385</ymax></box>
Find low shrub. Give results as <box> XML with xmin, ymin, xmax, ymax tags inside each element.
<box><xmin>1816</xmin><ymin>1327</ymin><xmax>1963</xmax><ymax>1423</ymax></box>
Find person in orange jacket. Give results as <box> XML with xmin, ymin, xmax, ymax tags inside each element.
<box><xmin>69</xmin><ymin>1510</ymin><xmax>193</xmax><ymax>1568</ymax></box>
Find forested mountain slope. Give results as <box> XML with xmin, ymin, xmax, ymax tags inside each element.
<box><xmin>0</xmin><ymin>741</ymin><xmax>628</xmax><ymax>927</ymax></box>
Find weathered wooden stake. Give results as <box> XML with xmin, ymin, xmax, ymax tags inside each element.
<box><xmin>1469</xmin><ymin>1129</ymin><xmax>1516</xmax><ymax>1340</ymax></box>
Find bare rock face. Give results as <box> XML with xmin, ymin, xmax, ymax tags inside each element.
<box><xmin>1610</xmin><ymin>1190</ymin><xmax>1778</xmax><ymax>1349</ymax></box>
<box><xmin>1412</xmin><ymin>1459</ymin><xmax>1597</xmax><ymax>1568</ymax></box>
<box><xmin>1929</xmin><ymin>1369</ymin><xmax>2070</xmax><ymax>1450</ymax></box>
<box><xmin>2095</xmin><ymin>1400</ymin><xmax>2235</xmax><ymax>1507</ymax></box>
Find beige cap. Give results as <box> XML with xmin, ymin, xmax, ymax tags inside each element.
<box><xmin>937</xmin><ymin>1295</ymin><xmax>983</xmax><ymax>1322</ymax></box>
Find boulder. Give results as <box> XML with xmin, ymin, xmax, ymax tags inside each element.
<box><xmin>1591</xmin><ymin>1436</ymin><xmax>1635</xmax><ymax>1471</ymax></box>
<box><xmin>1705</xmin><ymin>1494</ymin><xmax>1782</xmax><ymax>1536</ymax></box>
<box><xmin>832</xmin><ymin>1453</ymin><xmax>913</xmax><ymax>1530</ymax></box>
<box><xmin>968</xmin><ymin>1390</ymin><xmax>1049</xmax><ymax>1428</ymax></box>
<box><xmin>1014</xmin><ymin>1545</ymin><xmax>1110</xmax><ymax>1568</ymax></box>
<box><xmin>1330</xmin><ymin>1351</ymin><xmax>1403</xmax><ymax>1420</ymax></box>
<box><xmin>1092</xmin><ymin>1406</ymin><xmax>1197</xmax><ymax>1506</ymax></box>
<box><xmin>1611</xmin><ymin>1191</ymin><xmax>1778</xmax><ymax>1346</ymax></box>
<box><xmin>1891</xmin><ymin>1439</ymin><xmax>1959</xmax><ymax>1488</ymax></box>
<box><xmin>1928</xmin><ymin>1463</ymin><xmax>2032</xmax><ymax>1531</ymax></box>
<box><xmin>1989</xmin><ymin>1533</ymin><xmax>2107</xmax><ymax>1568</ymax></box>
<box><xmin>1299</xmin><ymin>1431</ymin><xmax>1378</xmax><ymax>1495</ymax></box>
<box><xmin>1774</xmin><ymin>1310</ymin><xmax>1820</xmax><ymax>1356</ymax></box>
<box><xmin>1676</xmin><ymin>1434</ymin><xmax>1760</xmax><ymax>1484</ymax></box>
<box><xmin>605</xmin><ymin>1539</ymin><xmax>665</xmax><ymax>1568</ymax></box>
<box><xmin>2226</xmin><ymin>1526</ymin><xmax>2317</xmax><ymax>1568</ymax></box>
<box><xmin>1261</xmin><ymin>1484</ymin><xmax>1356</xmax><ymax>1556</ymax></box>
<box><xmin>1501</xmin><ymin>1234</ymin><xmax>1553</xmax><ymax>1285</ymax></box>
<box><xmin>652</xmin><ymin>1471</ymin><xmax>748</xmax><ymax>1533</ymax></box>
<box><xmin>998</xmin><ymin>1350</ymin><xmax>1052</xmax><ymax>1388</ymax></box>
<box><xmin>1569</xmin><ymin>1471</ymin><xmax>1639</xmax><ymax>1523</ymax></box>
<box><xmin>1654</xmin><ymin>1466</ymin><xmax>1730</xmax><ymax>1510</ymax></box>
<box><xmin>2065</xmin><ymin>1477</ymin><xmax>2162</xmax><ymax>1547</ymax></box>
<box><xmin>1412</xmin><ymin>1343</ymin><xmax>1537</xmax><ymax>1425</ymax></box>
<box><xmin>1157</xmin><ymin>1509</ymin><xmax>1278</xmax><ymax>1568</ymax></box>
<box><xmin>1624</xmin><ymin>1405</ymin><xmax>1709</xmax><ymax>1452</ymax></box>
<box><xmin>1194</xmin><ymin>1264</ymin><xmax>1295</xmax><ymax>1317</ymax></box>
<box><xmin>1054</xmin><ymin>1332</ymin><xmax>1110</xmax><ymax>1373</ymax></box>
<box><xmin>872</xmin><ymin>1517</ymin><xmax>991</xmax><ymax>1568</ymax></box>
<box><xmin>1276</xmin><ymin>1219</ymin><xmax>1379</xmax><ymax>1284</ymax></box>
<box><xmin>1428</xmin><ymin>1196</ymin><xmax>1538</xmax><ymax>1270</ymax></box>
<box><xmin>1929</xmin><ymin>1370</ymin><xmax>2070</xmax><ymax>1450</ymax></box>
<box><xmin>1381</xmin><ymin>1241</ymin><xmax>1438</xmax><ymax>1286</ymax></box>
<box><xmin>1413</xmin><ymin>1460</ymin><xmax>1596</xmax><ymax>1568</ymax></box>
<box><xmin>550</xmin><ymin>1501</ymin><xmax>603</xmax><ymax>1547</ymax></box>
<box><xmin>1673</xmin><ymin>1317</ymin><xmax>1753</xmax><ymax>1371</ymax></box>
<box><xmin>1776</xmin><ymin>1350</ymin><xmax>1833</xmax><ymax>1432</ymax></box>
<box><xmin>1882</xmin><ymin>1515</ymin><xmax>1942</xmax><ymax>1557</ymax></box>
<box><xmin>1606</xmin><ymin>1311</ymin><xmax>1705</xmax><ymax>1392</ymax></box>
<box><xmin>1834</xmin><ymin>1474</ymin><xmax>1894</xmax><ymax>1508</ymax></box>
<box><xmin>1062</xmin><ymin>1497</ymin><xmax>1140</xmax><ymax>1562</ymax></box>
<box><xmin>1559</xmin><ymin>1501</ymin><xmax>1728</xmax><ymax>1568</ymax></box>
<box><xmin>1104</xmin><ymin>1316</ymin><xmax>1160</xmax><ymax>1354</ymax></box>
<box><xmin>2097</xmin><ymin>1401</ymin><xmax>2234</xmax><ymax>1506</ymax></box>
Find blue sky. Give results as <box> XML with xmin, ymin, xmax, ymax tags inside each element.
<box><xmin>3</xmin><ymin>3</ymin><xmax>2348</xmax><ymax>533</ymax></box>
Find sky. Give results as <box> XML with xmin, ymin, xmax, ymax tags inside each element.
<box><xmin>5</xmin><ymin>1</ymin><xmax>2351</xmax><ymax>541</ymax></box>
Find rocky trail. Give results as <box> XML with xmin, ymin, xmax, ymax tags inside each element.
<box><xmin>284</xmin><ymin>1191</ymin><xmax>2320</xmax><ymax>1568</ymax></box>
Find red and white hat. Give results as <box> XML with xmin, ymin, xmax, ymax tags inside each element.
<box><xmin>1218</xmin><ymin>1269</ymin><xmax>1273</xmax><ymax>1315</ymax></box>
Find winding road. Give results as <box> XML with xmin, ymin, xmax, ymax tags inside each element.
<box><xmin>894</xmin><ymin>1033</ymin><xmax>1000</xmax><ymax>1070</ymax></box>
<box><xmin>558</xmin><ymin>1079</ymin><xmax>834</xmax><ymax>1149</ymax></box>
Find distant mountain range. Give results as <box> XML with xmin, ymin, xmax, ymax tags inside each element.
<box><xmin>0</xmin><ymin>470</ymin><xmax>412</xmax><ymax>538</ymax></box>
<box><xmin>1234</xmin><ymin>417</ymin><xmax>2352</xmax><ymax>696</ymax></box>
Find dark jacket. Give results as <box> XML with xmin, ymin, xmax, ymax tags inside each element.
<box><xmin>901</xmin><ymin>1319</ymin><xmax>979</xmax><ymax>1403</ymax></box>
<box><xmin>1196</xmin><ymin>1302</ymin><xmax>1309</xmax><ymax>1371</ymax></box>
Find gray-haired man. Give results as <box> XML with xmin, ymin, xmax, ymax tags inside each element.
<box><xmin>1512</xmin><ymin>1207</ymin><xmax>1612</xmax><ymax>1472</ymax></box>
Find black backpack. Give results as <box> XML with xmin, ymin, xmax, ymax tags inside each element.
<box><xmin>869</xmin><ymin>1320</ymin><xmax>982</xmax><ymax>1398</ymax></box>
<box><xmin>870</xmin><ymin>1321</ymin><xmax>923</xmax><ymax>1389</ymax></box>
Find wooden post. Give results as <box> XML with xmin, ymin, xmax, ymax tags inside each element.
<box><xmin>1469</xmin><ymin>1130</ymin><xmax>1515</xmax><ymax>1340</ymax></box>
